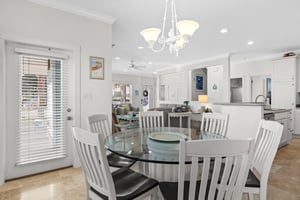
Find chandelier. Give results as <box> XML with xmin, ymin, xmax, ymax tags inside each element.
<box><xmin>140</xmin><ymin>0</ymin><xmax>199</xmax><ymax>56</ymax></box>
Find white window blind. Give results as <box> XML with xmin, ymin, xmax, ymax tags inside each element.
<box><xmin>17</xmin><ymin>54</ymin><xmax>68</xmax><ymax>165</ymax></box>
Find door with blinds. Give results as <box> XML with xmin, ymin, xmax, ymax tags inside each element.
<box><xmin>5</xmin><ymin>42</ymin><xmax>74</xmax><ymax>179</ymax></box>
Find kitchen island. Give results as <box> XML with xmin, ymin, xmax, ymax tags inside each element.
<box><xmin>212</xmin><ymin>103</ymin><xmax>292</xmax><ymax>146</ymax></box>
<box><xmin>212</xmin><ymin>103</ymin><xmax>264</xmax><ymax>140</ymax></box>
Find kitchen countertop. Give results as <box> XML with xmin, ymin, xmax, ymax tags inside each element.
<box><xmin>214</xmin><ymin>102</ymin><xmax>265</xmax><ymax>106</ymax></box>
<box><xmin>213</xmin><ymin>103</ymin><xmax>291</xmax><ymax>114</ymax></box>
<box><xmin>264</xmin><ymin>108</ymin><xmax>291</xmax><ymax>114</ymax></box>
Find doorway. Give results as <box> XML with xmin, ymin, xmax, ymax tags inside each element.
<box><xmin>251</xmin><ymin>75</ymin><xmax>271</xmax><ymax>103</ymax></box>
<box><xmin>230</xmin><ymin>78</ymin><xmax>243</xmax><ymax>103</ymax></box>
<box><xmin>5</xmin><ymin>42</ymin><xmax>75</xmax><ymax>179</ymax></box>
<box><xmin>142</xmin><ymin>85</ymin><xmax>154</xmax><ymax>111</ymax></box>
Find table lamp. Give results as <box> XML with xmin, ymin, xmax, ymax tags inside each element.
<box><xmin>198</xmin><ymin>95</ymin><xmax>208</xmax><ymax>103</ymax></box>
<box><xmin>198</xmin><ymin>95</ymin><xmax>208</xmax><ymax>113</ymax></box>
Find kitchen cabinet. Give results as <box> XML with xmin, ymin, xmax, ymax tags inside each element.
<box><xmin>159</xmin><ymin>72</ymin><xmax>186</xmax><ymax>102</ymax></box>
<box><xmin>207</xmin><ymin>66</ymin><xmax>224</xmax><ymax>102</ymax></box>
<box><xmin>274</xmin><ymin>111</ymin><xmax>292</xmax><ymax>147</ymax></box>
<box><xmin>295</xmin><ymin>109</ymin><xmax>300</xmax><ymax>135</ymax></box>
<box><xmin>272</xmin><ymin>57</ymin><xmax>297</xmax><ymax>135</ymax></box>
<box><xmin>272</xmin><ymin>81</ymin><xmax>295</xmax><ymax>109</ymax></box>
<box><xmin>272</xmin><ymin>57</ymin><xmax>296</xmax><ymax>82</ymax></box>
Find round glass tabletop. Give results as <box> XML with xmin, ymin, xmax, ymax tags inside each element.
<box><xmin>105</xmin><ymin>127</ymin><xmax>225</xmax><ymax>164</ymax></box>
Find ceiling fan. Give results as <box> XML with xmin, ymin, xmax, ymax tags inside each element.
<box><xmin>128</xmin><ymin>60</ymin><xmax>146</xmax><ymax>70</ymax></box>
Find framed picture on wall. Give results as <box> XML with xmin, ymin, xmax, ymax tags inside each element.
<box><xmin>196</xmin><ymin>75</ymin><xmax>203</xmax><ymax>90</ymax></box>
<box><xmin>90</xmin><ymin>56</ymin><xmax>104</xmax><ymax>80</ymax></box>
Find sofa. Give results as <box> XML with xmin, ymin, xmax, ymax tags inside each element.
<box><xmin>148</xmin><ymin>104</ymin><xmax>190</xmax><ymax>128</ymax></box>
<box><xmin>113</xmin><ymin>103</ymin><xmax>139</xmax><ymax>115</ymax></box>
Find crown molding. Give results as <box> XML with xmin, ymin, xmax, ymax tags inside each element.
<box><xmin>28</xmin><ymin>0</ymin><xmax>116</xmax><ymax>24</ymax></box>
<box><xmin>230</xmin><ymin>50</ymin><xmax>300</xmax><ymax>65</ymax></box>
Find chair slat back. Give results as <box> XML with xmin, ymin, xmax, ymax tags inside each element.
<box><xmin>178</xmin><ymin>139</ymin><xmax>254</xmax><ymax>200</ymax></box>
<box><xmin>87</xmin><ymin>114</ymin><xmax>111</xmax><ymax>138</ymax></box>
<box><xmin>168</xmin><ymin>112</ymin><xmax>192</xmax><ymax>128</ymax></box>
<box><xmin>201</xmin><ymin>112</ymin><xmax>229</xmax><ymax>136</ymax></box>
<box><xmin>251</xmin><ymin>120</ymin><xmax>283</xmax><ymax>180</ymax></box>
<box><xmin>139</xmin><ymin>111</ymin><xmax>164</xmax><ymax>128</ymax></box>
<box><xmin>72</xmin><ymin>127</ymin><xmax>116</xmax><ymax>199</ymax></box>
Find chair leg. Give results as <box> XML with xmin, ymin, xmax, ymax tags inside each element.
<box><xmin>150</xmin><ymin>186</ymin><xmax>163</xmax><ymax>200</ymax></box>
<box><xmin>138</xmin><ymin>161</ymin><xmax>149</xmax><ymax>175</ymax></box>
<box><xmin>259</xmin><ymin>189</ymin><xmax>267</xmax><ymax>200</ymax></box>
<box><xmin>247</xmin><ymin>193</ymin><xmax>254</xmax><ymax>200</ymax></box>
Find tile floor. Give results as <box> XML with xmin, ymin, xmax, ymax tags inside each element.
<box><xmin>0</xmin><ymin>139</ymin><xmax>299</xmax><ymax>200</ymax></box>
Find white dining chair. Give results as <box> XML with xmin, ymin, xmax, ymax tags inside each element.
<box><xmin>168</xmin><ymin>112</ymin><xmax>192</xmax><ymax>128</ymax></box>
<box><xmin>87</xmin><ymin>114</ymin><xmax>136</xmax><ymax>168</ymax></box>
<box><xmin>72</xmin><ymin>127</ymin><xmax>161</xmax><ymax>200</ymax></box>
<box><xmin>139</xmin><ymin>111</ymin><xmax>169</xmax><ymax>178</ymax></box>
<box><xmin>139</xmin><ymin>111</ymin><xmax>164</xmax><ymax>128</ymax></box>
<box><xmin>244</xmin><ymin>119</ymin><xmax>283</xmax><ymax>200</ymax></box>
<box><xmin>200</xmin><ymin>112</ymin><xmax>229</xmax><ymax>137</ymax></box>
<box><xmin>88</xmin><ymin>114</ymin><xmax>111</xmax><ymax>138</ymax></box>
<box><xmin>159</xmin><ymin>138</ymin><xmax>255</xmax><ymax>200</ymax></box>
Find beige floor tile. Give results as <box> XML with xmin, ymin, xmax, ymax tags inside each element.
<box><xmin>0</xmin><ymin>139</ymin><xmax>299</xmax><ymax>200</ymax></box>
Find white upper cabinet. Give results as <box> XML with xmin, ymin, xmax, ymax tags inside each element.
<box><xmin>272</xmin><ymin>57</ymin><xmax>296</xmax><ymax>81</ymax></box>
<box><xmin>207</xmin><ymin>65</ymin><xmax>224</xmax><ymax>103</ymax></box>
<box><xmin>159</xmin><ymin>72</ymin><xmax>186</xmax><ymax>102</ymax></box>
<box><xmin>272</xmin><ymin>81</ymin><xmax>295</xmax><ymax>109</ymax></box>
<box><xmin>271</xmin><ymin>57</ymin><xmax>296</xmax><ymax>109</ymax></box>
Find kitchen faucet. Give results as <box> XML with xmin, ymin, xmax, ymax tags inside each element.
<box><xmin>255</xmin><ymin>94</ymin><xmax>266</xmax><ymax>104</ymax></box>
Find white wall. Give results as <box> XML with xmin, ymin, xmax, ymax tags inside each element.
<box><xmin>0</xmin><ymin>0</ymin><xmax>112</xmax><ymax>183</ymax></box>
<box><xmin>112</xmin><ymin>73</ymin><xmax>157</xmax><ymax>110</ymax></box>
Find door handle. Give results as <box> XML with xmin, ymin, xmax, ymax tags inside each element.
<box><xmin>67</xmin><ymin>116</ymin><xmax>73</xmax><ymax>120</ymax></box>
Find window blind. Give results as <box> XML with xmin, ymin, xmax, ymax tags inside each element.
<box><xmin>17</xmin><ymin>54</ymin><xmax>68</xmax><ymax>165</ymax></box>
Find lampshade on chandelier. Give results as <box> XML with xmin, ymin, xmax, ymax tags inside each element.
<box><xmin>140</xmin><ymin>0</ymin><xmax>199</xmax><ymax>56</ymax></box>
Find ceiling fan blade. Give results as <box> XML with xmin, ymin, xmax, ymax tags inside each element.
<box><xmin>132</xmin><ymin>66</ymin><xmax>146</xmax><ymax>70</ymax></box>
<box><xmin>135</xmin><ymin>65</ymin><xmax>146</xmax><ymax>68</ymax></box>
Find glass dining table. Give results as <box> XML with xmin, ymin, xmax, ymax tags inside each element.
<box><xmin>105</xmin><ymin>127</ymin><xmax>224</xmax><ymax>164</ymax></box>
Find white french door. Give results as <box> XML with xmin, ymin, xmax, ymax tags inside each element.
<box><xmin>5</xmin><ymin>42</ymin><xmax>74</xmax><ymax>179</ymax></box>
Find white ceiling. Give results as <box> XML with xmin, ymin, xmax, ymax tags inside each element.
<box><xmin>29</xmin><ymin>0</ymin><xmax>300</xmax><ymax>74</ymax></box>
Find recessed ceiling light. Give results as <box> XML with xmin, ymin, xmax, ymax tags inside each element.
<box><xmin>153</xmin><ymin>71</ymin><xmax>157</xmax><ymax>74</ymax></box>
<box><xmin>247</xmin><ymin>40</ymin><xmax>254</xmax><ymax>45</ymax></box>
<box><xmin>220</xmin><ymin>28</ymin><xmax>228</xmax><ymax>34</ymax></box>
<box><xmin>137</xmin><ymin>46</ymin><xmax>144</xmax><ymax>50</ymax></box>
<box><xmin>115</xmin><ymin>57</ymin><xmax>120</xmax><ymax>60</ymax></box>
<box><xmin>148</xmin><ymin>62</ymin><xmax>152</xmax><ymax>65</ymax></box>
